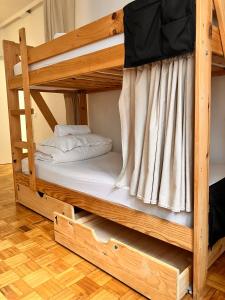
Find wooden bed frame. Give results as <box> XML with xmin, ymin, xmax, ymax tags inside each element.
<box><xmin>3</xmin><ymin>0</ymin><xmax>225</xmax><ymax>298</ymax></box>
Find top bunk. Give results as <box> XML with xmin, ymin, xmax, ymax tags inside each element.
<box><xmin>3</xmin><ymin>4</ymin><xmax>225</xmax><ymax>94</ymax></box>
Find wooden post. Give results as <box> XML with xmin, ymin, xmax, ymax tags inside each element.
<box><xmin>194</xmin><ymin>0</ymin><xmax>212</xmax><ymax>299</ymax></box>
<box><xmin>3</xmin><ymin>41</ymin><xmax>22</xmax><ymax>199</ymax></box>
<box><xmin>19</xmin><ymin>28</ymin><xmax>36</xmax><ymax>190</ymax></box>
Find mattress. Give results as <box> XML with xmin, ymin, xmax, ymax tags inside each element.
<box><xmin>14</xmin><ymin>33</ymin><xmax>124</xmax><ymax>76</ymax></box>
<box><xmin>21</xmin><ymin>152</ymin><xmax>225</xmax><ymax>228</ymax></box>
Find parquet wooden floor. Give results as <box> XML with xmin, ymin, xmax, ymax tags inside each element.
<box><xmin>0</xmin><ymin>164</ymin><xmax>225</xmax><ymax>300</ymax></box>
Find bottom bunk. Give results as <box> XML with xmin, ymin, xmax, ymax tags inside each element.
<box><xmin>14</xmin><ymin>152</ymin><xmax>225</xmax><ymax>299</ymax></box>
<box><xmin>21</xmin><ymin>152</ymin><xmax>192</xmax><ymax>227</ymax></box>
<box><xmin>15</xmin><ymin>151</ymin><xmax>225</xmax><ymax>250</ymax></box>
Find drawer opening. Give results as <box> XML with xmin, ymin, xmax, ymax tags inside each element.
<box><xmin>74</xmin><ymin>207</ymin><xmax>91</xmax><ymax>220</ymax></box>
<box><xmin>76</xmin><ymin>214</ymin><xmax>192</xmax><ymax>273</ymax></box>
<box><xmin>55</xmin><ymin>213</ymin><xmax>193</xmax><ymax>299</ymax></box>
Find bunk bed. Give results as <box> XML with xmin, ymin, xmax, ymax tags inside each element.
<box><xmin>3</xmin><ymin>0</ymin><xmax>225</xmax><ymax>299</ymax></box>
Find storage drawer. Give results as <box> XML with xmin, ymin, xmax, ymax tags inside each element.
<box><xmin>54</xmin><ymin>213</ymin><xmax>192</xmax><ymax>300</ymax></box>
<box><xmin>17</xmin><ymin>184</ymin><xmax>75</xmax><ymax>221</ymax></box>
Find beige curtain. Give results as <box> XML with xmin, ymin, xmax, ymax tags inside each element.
<box><xmin>64</xmin><ymin>93</ymin><xmax>79</xmax><ymax>124</ymax></box>
<box><xmin>44</xmin><ymin>0</ymin><xmax>76</xmax><ymax>41</ymax></box>
<box><xmin>116</xmin><ymin>55</ymin><xmax>194</xmax><ymax>213</ymax></box>
<box><xmin>44</xmin><ymin>0</ymin><xmax>79</xmax><ymax>124</ymax></box>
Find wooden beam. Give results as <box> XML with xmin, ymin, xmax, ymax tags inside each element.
<box><xmin>19</xmin><ymin>28</ymin><xmax>36</xmax><ymax>190</ymax></box>
<box><xmin>193</xmin><ymin>0</ymin><xmax>212</xmax><ymax>299</ymax></box>
<box><xmin>3</xmin><ymin>40</ymin><xmax>22</xmax><ymax>199</ymax></box>
<box><xmin>212</xmin><ymin>26</ymin><xmax>224</xmax><ymax>56</ymax></box>
<box><xmin>15</xmin><ymin>172</ymin><xmax>193</xmax><ymax>252</ymax></box>
<box><xmin>30</xmin><ymin>90</ymin><xmax>58</xmax><ymax>132</ymax></box>
<box><xmin>9</xmin><ymin>44</ymin><xmax>124</xmax><ymax>89</ymax></box>
<box><xmin>27</xmin><ymin>10</ymin><xmax>124</xmax><ymax>64</ymax></box>
<box><xmin>214</xmin><ymin>0</ymin><xmax>225</xmax><ymax>55</ymax></box>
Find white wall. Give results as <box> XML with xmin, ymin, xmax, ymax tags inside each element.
<box><xmin>211</xmin><ymin>77</ymin><xmax>225</xmax><ymax>163</ymax></box>
<box><xmin>0</xmin><ymin>59</ymin><xmax>11</xmax><ymax>163</ymax></box>
<box><xmin>75</xmin><ymin>0</ymin><xmax>132</xmax><ymax>152</ymax></box>
<box><xmin>0</xmin><ymin>4</ymin><xmax>66</xmax><ymax>164</ymax></box>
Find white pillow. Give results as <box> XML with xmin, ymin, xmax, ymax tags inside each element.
<box><xmin>36</xmin><ymin>143</ymin><xmax>112</xmax><ymax>163</ymax></box>
<box><xmin>39</xmin><ymin>134</ymin><xmax>112</xmax><ymax>152</ymax></box>
<box><xmin>54</xmin><ymin>125</ymin><xmax>91</xmax><ymax>137</ymax></box>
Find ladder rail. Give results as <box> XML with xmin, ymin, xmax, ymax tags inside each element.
<box><xmin>19</xmin><ymin>28</ymin><xmax>36</xmax><ymax>190</ymax></box>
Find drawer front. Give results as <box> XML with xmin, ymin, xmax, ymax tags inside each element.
<box><xmin>54</xmin><ymin>213</ymin><xmax>191</xmax><ymax>300</ymax></box>
<box><xmin>17</xmin><ymin>184</ymin><xmax>74</xmax><ymax>221</ymax></box>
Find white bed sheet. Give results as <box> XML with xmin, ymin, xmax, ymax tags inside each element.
<box><xmin>21</xmin><ymin>152</ymin><xmax>225</xmax><ymax>228</ymax></box>
<box><xmin>14</xmin><ymin>34</ymin><xmax>124</xmax><ymax>76</ymax></box>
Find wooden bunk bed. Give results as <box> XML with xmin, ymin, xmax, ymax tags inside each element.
<box><xmin>3</xmin><ymin>0</ymin><xmax>225</xmax><ymax>299</ymax></box>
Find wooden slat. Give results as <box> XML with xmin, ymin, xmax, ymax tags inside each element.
<box><xmin>30</xmin><ymin>85</ymin><xmax>121</xmax><ymax>94</ymax></box>
<box><xmin>14</xmin><ymin>141</ymin><xmax>35</xmax><ymax>150</ymax></box>
<box><xmin>214</xmin><ymin>0</ymin><xmax>225</xmax><ymax>56</ymax></box>
<box><xmin>15</xmin><ymin>173</ymin><xmax>193</xmax><ymax>252</ymax></box>
<box><xmin>14</xmin><ymin>141</ymin><xmax>29</xmax><ymax>149</ymax></box>
<box><xmin>19</xmin><ymin>28</ymin><xmax>36</xmax><ymax>190</ymax></box>
<box><xmin>27</xmin><ymin>10</ymin><xmax>124</xmax><ymax>64</ymax></box>
<box><xmin>30</xmin><ymin>91</ymin><xmax>58</xmax><ymax>132</ymax></box>
<box><xmin>9</xmin><ymin>44</ymin><xmax>124</xmax><ymax>90</ymax></box>
<box><xmin>42</xmin><ymin>76</ymin><xmax>122</xmax><ymax>90</ymax></box>
<box><xmin>10</xmin><ymin>109</ymin><xmax>34</xmax><ymax>116</ymax></box>
<box><xmin>193</xmin><ymin>0</ymin><xmax>212</xmax><ymax>298</ymax></box>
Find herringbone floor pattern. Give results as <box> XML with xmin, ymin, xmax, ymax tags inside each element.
<box><xmin>0</xmin><ymin>164</ymin><xmax>225</xmax><ymax>299</ymax></box>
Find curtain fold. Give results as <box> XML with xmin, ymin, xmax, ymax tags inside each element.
<box><xmin>64</xmin><ymin>92</ymin><xmax>88</xmax><ymax>125</ymax></box>
<box><xmin>44</xmin><ymin>0</ymin><xmax>78</xmax><ymax>125</ymax></box>
<box><xmin>44</xmin><ymin>0</ymin><xmax>76</xmax><ymax>41</ymax></box>
<box><xmin>64</xmin><ymin>93</ymin><xmax>80</xmax><ymax>125</ymax></box>
<box><xmin>116</xmin><ymin>55</ymin><xmax>194</xmax><ymax>213</ymax></box>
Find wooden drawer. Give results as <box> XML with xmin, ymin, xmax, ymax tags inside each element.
<box><xmin>17</xmin><ymin>184</ymin><xmax>75</xmax><ymax>221</ymax></box>
<box><xmin>54</xmin><ymin>213</ymin><xmax>192</xmax><ymax>300</ymax></box>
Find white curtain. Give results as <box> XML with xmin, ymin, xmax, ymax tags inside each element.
<box><xmin>44</xmin><ymin>0</ymin><xmax>76</xmax><ymax>41</ymax></box>
<box><xmin>116</xmin><ymin>55</ymin><xmax>194</xmax><ymax>213</ymax></box>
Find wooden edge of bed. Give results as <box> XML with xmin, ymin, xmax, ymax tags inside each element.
<box><xmin>2</xmin><ymin>23</ymin><xmax>225</xmax><ymax>91</ymax></box>
<box><xmin>15</xmin><ymin>172</ymin><xmax>193</xmax><ymax>252</ymax></box>
<box><xmin>8</xmin><ymin>44</ymin><xmax>124</xmax><ymax>90</ymax></box>
<box><xmin>28</xmin><ymin>10</ymin><xmax>124</xmax><ymax>65</ymax></box>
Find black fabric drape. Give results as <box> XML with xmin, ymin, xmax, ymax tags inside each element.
<box><xmin>123</xmin><ymin>0</ymin><xmax>195</xmax><ymax>67</ymax></box>
<box><xmin>209</xmin><ymin>179</ymin><xmax>225</xmax><ymax>248</ymax></box>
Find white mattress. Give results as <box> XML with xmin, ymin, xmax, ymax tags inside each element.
<box><xmin>21</xmin><ymin>152</ymin><xmax>225</xmax><ymax>228</ymax></box>
<box><xmin>14</xmin><ymin>33</ymin><xmax>124</xmax><ymax>76</ymax></box>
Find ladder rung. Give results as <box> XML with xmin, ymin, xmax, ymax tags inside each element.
<box><xmin>11</xmin><ymin>109</ymin><xmax>34</xmax><ymax>116</ymax></box>
<box><xmin>14</xmin><ymin>141</ymin><xmax>28</xmax><ymax>149</ymax></box>
<box><xmin>14</xmin><ymin>141</ymin><xmax>36</xmax><ymax>150</ymax></box>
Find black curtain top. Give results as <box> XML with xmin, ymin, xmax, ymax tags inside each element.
<box><xmin>123</xmin><ymin>0</ymin><xmax>195</xmax><ymax>68</ymax></box>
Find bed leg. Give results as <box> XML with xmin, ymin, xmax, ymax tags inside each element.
<box><xmin>193</xmin><ymin>0</ymin><xmax>212</xmax><ymax>299</ymax></box>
